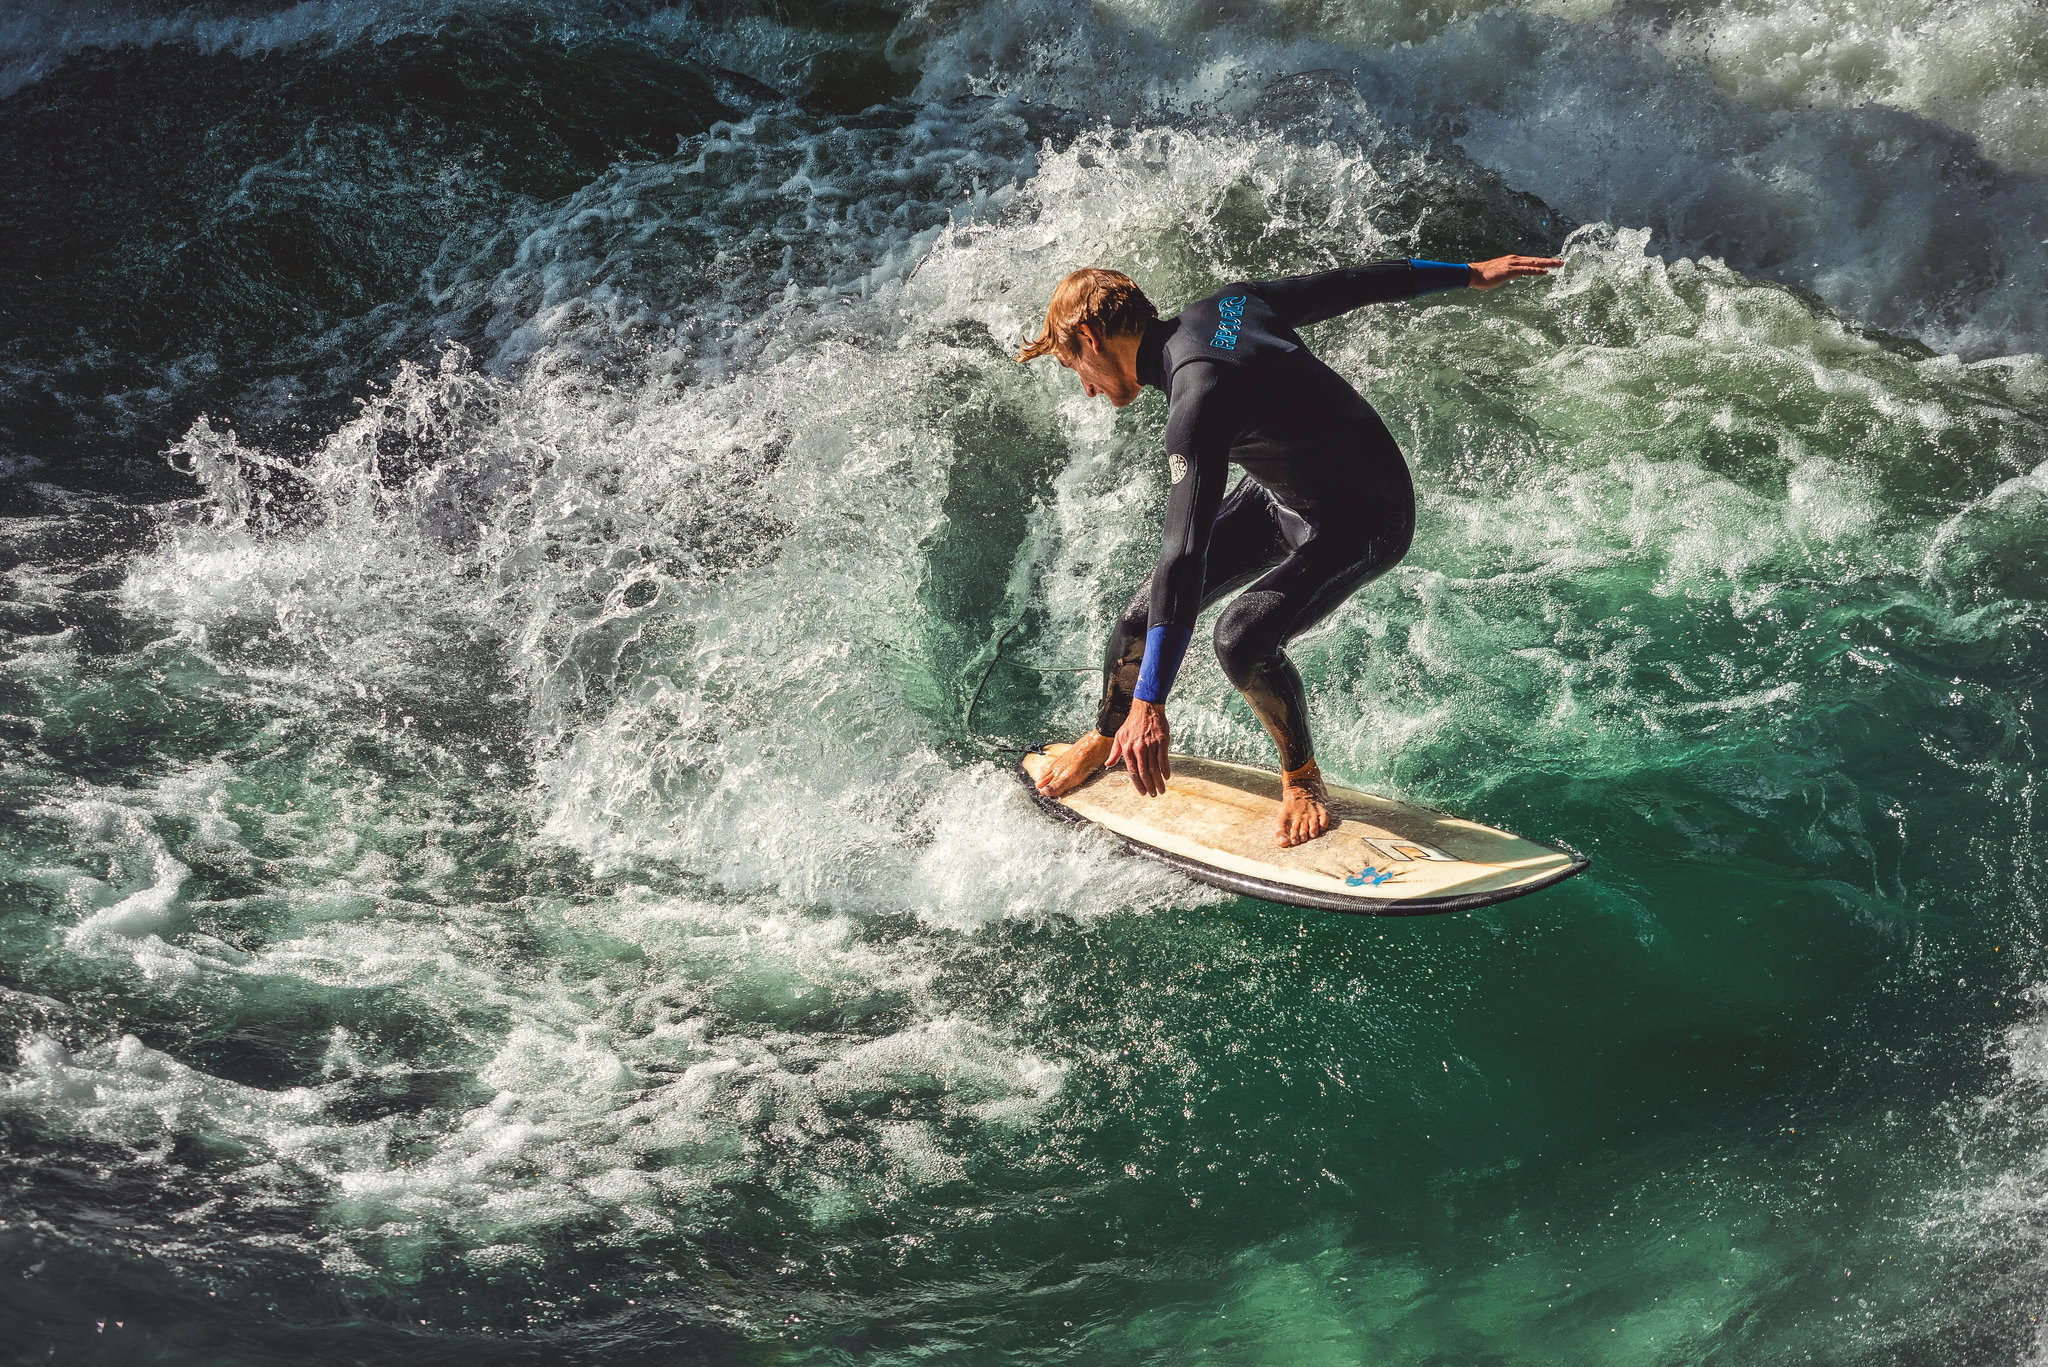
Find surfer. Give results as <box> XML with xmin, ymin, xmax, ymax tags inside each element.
<box><xmin>1021</xmin><ymin>254</ymin><xmax>1560</xmax><ymax>847</ymax></box>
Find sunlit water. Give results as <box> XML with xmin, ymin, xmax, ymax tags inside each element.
<box><xmin>2</xmin><ymin>0</ymin><xmax>2045</xmax><ymax>1361</ymax></box>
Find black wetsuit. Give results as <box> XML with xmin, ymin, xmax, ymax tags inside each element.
<box><xmin>1095</xmin><ymin>260</ymin><xmax>1470</xmax><ymax>771</ymax></box>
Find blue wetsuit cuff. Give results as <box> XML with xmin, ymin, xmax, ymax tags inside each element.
<box><xmin>1133</xmin><ymin>624</ymin><xmax>1193</xmax><ymax>704</ymax></box>
<box><xmin>1409</xmin><ymin>260</ymin><xmax>1471</xmax><ymax>293</ymax></box>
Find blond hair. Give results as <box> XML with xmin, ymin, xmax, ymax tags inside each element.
<box><xmin>1016</xmin><ymin>268</ymin><xmax>1158</xmax><ymax>363</ymax></box>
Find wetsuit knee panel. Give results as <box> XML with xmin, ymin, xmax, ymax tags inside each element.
<box><xmin>1213</xmin><ymin>589</ymin><xmax>1292</xmax><ymax>683</ymax></box>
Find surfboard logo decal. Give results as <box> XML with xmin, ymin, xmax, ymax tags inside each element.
<box><xmin>1346</xmin><ymin>866</ymin><xmax>1402</xmax><ymax>887</ymax></box>
<box><xmin>1168</xmin><ymin>452</ymin><xmax>1188</xmax><ymax>484</ymax></box>
<box><xmin>1361</xmin><ymin>837</ymin><xmax>1456</xmax><ymax>863</ymax></box>
<box><xmin>1209</xmin><ymin>295</ymin><xmax>1246</xmax><ymax>351</ymax></box>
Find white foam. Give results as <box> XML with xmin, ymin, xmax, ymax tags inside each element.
<box><xmin>32</xmin><ymin>798</ymin><xmax>214</xmax><ymax>984</ymax></box>
<box><xmin>1923</xmin><ymin>456</ymin><xmax>2048</xmax><ymax>603</ymax></box>
<box><xmin>906</xmin><ymin>0</ymin><xmax>2048</xmax><ymax>358</ymax></box>
<box><xmin>5</xmin><ymin>1031</ymin><xmax>324</xmax><ymax>1146</ymax></box>
<box><xmin>1649</xmin><ymin>0</ymin><xmax>2048</xmax><ymax>177</ymax></box>
<box><xmin>0</xmin><ymin>0</ymin><xmax>439</xmax><ymax>99</ymax></box>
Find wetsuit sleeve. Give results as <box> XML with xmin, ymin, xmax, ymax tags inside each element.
<box><xmin>1134</xmin><ymin>362</ymin><xmax>1233</xmax><ymax>705</ymax></box>
<box><xmin>1253</xmin><ymin>260</ymin><xmax>1472</xmax><ymax>329</ymax></box>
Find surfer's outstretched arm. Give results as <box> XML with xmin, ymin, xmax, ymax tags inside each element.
<box><xmin>1254</xmin><ymin>261</ymin><xmax>1465</xmax><ymax>328</ymax></box>
<box><xmin>1253</xmin><ymin>254</ymin><xmax>1561</xmax><ymax>328</ymax></box>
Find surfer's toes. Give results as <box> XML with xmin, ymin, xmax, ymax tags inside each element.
<box><xmin>1275</xmin><ymin>760</ymin><xmax>1331</xmax><ymax>847</ymax></box>
<box><xmin>1036</xmin><ymin>734</ymin><xmax>1115</xmax><ymax>797</ymax></box>
<box><xmin>1274</xmin><ymin>809</ymin><xmax>1330</xmax><ymax>847</ymax></box>
<box><xmin>1039</xmin><ymin>759</ymin><xmax>1091</xmax><ymax>797</ymax></box>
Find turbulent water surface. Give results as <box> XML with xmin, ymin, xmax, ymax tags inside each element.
<box><xmin>1</xmin><ymin>0</ymin><xmax>2045</xmax><ymax>1361</ymax></box>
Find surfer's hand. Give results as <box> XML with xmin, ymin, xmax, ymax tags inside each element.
<box><xmin>1468</xmin><ymin>254</ymin><xmax>1563</xmax><ymax>290</ymax></box>
<box><xmin>1107</xmin><ymin>699</ymin><xmax>1171</xmax><ymax>796</ymax></box>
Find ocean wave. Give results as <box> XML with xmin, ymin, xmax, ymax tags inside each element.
<box><xmin>2</xmin><ymin>0</ymin><xmax>2046</xmax><ymax>1356</ymax></box>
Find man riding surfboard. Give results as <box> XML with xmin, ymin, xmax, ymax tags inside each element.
<box><xmin>1019</xmin><ymin>253</ymin><xmax>1560</xmax><ymax>847</ymax></box>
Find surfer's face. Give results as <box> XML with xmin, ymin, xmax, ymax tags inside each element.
<box><xmin>1064</xmin><ymin>323</ymin><xmax>1143</xmax><ymax>407</ymax></box>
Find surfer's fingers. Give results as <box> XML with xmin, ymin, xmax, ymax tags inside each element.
<box><xmin>1120</xmin><ymin>728</ymin><xmax>1147</xmax><ymax>788</ymax></box>
<box><xmin>1133</xmin><ymin>742</ymin><xmax>1161</xmax><ymax>795</ymax></box>
<box><xmin>1480</xmin><ymin>256</ymin><xmax>1560</xmax><ymax>284</ymax></box>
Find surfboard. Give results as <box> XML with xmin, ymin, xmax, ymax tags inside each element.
<box><xmin>1018</xmin><ymin>744</ymin><xmax>1587</xmax><ymax>915</ymax></box>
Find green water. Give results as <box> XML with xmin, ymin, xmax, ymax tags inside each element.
<box><xmin>3</xmin><ymin>4</ymin><xmax>2048</xmax><ymax>1362</ymax></box>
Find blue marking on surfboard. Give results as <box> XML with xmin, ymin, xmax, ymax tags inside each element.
<box><xmin>1345</xmin><ymin>866</ymin><xmax>1401</xmax><ymax>887</ymax></box>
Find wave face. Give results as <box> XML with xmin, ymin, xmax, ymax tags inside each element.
<box><xmin>2</xmin><ymin>1</ymin><xmax>2046</xmax><ymax>1362</ymax></box>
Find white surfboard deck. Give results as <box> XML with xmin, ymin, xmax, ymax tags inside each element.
<box><xmin>1019</xmin><ymin>744</ymin><xmax>1586</xmax><ymax>915</ymax></box>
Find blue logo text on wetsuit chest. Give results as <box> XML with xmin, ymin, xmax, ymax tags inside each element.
<box><xmin>1209</xmin><ymin>295</ymin><xmax>1246</xmax><ymax>351</ymax></box>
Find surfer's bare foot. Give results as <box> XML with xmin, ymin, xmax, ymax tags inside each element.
<box><xmin>1036</xmin><ymin>731</ymin><xmax>1114</xmax><ymax>797</ymax></box>
<box><xmin>1277</xmin><ymin>760</ymin><xmax>1332</xmax><ymax>848</ymax></box>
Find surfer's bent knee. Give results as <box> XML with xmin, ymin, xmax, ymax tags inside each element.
<box><xmin>1211</xmin><ymin>591</ymin><xmax>1291</xmax><ymax>687</ymax></box>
